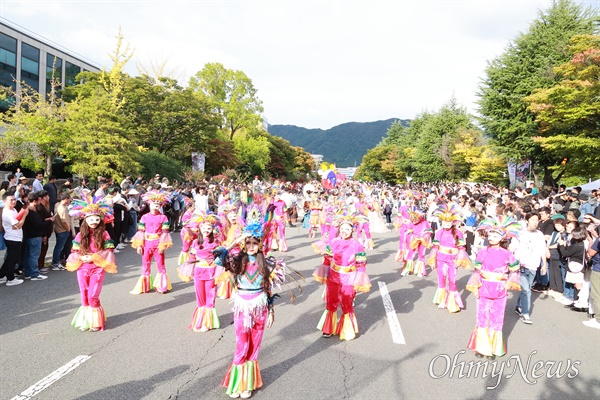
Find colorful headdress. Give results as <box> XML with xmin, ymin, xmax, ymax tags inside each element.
<box><xmin>433</xmin><ymin>203</ymin><xmax>463</xmax><ymax>224</ymax></box>
<box><xmin>190</xmin><ymin>212</ymin><xmax>222</xmax><ymax>227</ymax></box>
<box><xmin>142</xmin><ymin>190</ymin><xmax>171</xmax><ymax>206</ymax></box>
<box><xmin>408</xmin><ymin>207</ymin><xmax>425</xmax><ymax>222</ymax></box>
<box><xmin>245</xmin><ymin>203</ymin><xmax>264</xmax><ymax>225</ymax></box>
<box><xmin>218</xmin><ymin>201</ymin><xmax>240</xmax><ymax>215</ymax></box>
<box><xmin>332</xmin><ymin>210</ymin><xmax>368</xmax><ymax>228</ymax></box>
<box><xmin>69</xmin><ymin>191</ymin><xmax>112</xmax><ymax>219</ymax></box>
<box><xmin>243</xmin><ymin>222</ymin><xmax>264</xmax><ymax>239</ymax></box>
<box><xmin>476</xmin><ymin>215</ymin><xmax>522</xmax><ymax>239</ymax></box>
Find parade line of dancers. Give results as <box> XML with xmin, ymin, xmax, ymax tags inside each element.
<box><xmin>57</xmin><ymin>185</ymin><xmax>600</xmax><ymax>398</ymax></box>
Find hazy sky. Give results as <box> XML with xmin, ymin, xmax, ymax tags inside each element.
<box><xmin>1</xmin><ymin>0</ymin><xmax>597</xmax><ymax>129</ymax></box>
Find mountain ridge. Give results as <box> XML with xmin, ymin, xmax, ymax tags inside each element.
<box><xmin>269</xmin><ymin>118</ymin><xmax>410</xmax><ymax>167</ymax></box>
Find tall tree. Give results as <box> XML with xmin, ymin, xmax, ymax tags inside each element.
<box><xmin>411</xmin><ymin>99</ymin><xmax>473</xmax><ymax>182</ymax></box>
<box><xmin>525</xmin><ymin>34</ymin><xmax>600</xmax><ymax>178</ymax></box>
<box><xmin>478</xmin><ymin>0</ymin><xmax>598</xmax><ymax>186</ymax></box>
<box><xmin>120</xmin><ymin>75</ymin><xmax>219</xmax><ymax>156</ymax></box>
<box><xmin>0</xmin><ymin>80</ymin><xmax>68</xmax><ymax>175</ymax></box>
<box><xmin>189</xmin><ymin>63</ymin><xmax>264</xmax><ymax>140</ymax></box>
<box><xmin>63</xmin><ymin>90</ymin><xmax>141</xmax><ymax>178</ymax></box>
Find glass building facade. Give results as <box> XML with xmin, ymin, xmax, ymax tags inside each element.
<box><xmin>0</xmin><ymin>21</ymin><xmax>99</xmax><ymax>110</ymax></box>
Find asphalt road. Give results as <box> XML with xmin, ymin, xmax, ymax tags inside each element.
<box><xmin>1</xmin><ymin>225</ymin><xmax>599</xmax><ymax>400</ymax></box>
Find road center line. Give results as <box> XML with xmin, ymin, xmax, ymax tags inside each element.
<box><xmin>12</xmin><ymin>355</ymin><xmax>91</xmax><ymax>400</ymax></box>
<box><xmin>378</xmin><ymin>281</ymin><xmax>406</xmax><ymax>345</ymax></box>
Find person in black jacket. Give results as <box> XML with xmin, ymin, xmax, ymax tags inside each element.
<box><xmin>22</xmin><ymin>192</ymin><xmax>53</xmax><ymax>280</ymax></box>
<box><xmin>43</xmin><ymin>175</ymin><xmax>58</xmax><ymax>215</ymax></box>
<box><xmin>558</xmin><ymin>225</ymin><xmax>587</xmax><ymax>309</ymax></box>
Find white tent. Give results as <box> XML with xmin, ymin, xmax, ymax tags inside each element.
<box><xmin>568</xmin><ymin>178</ymin><xmax>600</xmax><ymax>194</ymax></box>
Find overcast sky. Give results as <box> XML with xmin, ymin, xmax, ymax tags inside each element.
<box><xmin>1</xmin><ymin>0</ymin><xmax>597</xmax><ymax>129</ymax></box>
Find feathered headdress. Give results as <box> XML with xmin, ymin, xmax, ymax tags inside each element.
<box><xmin>218</xmin><ymin>201</ymin><xmax>240</xmax><ymax>215</ymax></box>
<box><xmin>408</xmin><ymin>207</ymin><xmax>425</xmax><ymax>222</ymax></box>
<box><xmin>243</xmin><ymin>222</ymin><xmax>265</xmax><ymax>239</ymax></box>
<box><xmin>402</xmin><ymin>190</ymin><xmax>421</xmax><ymax>200</ymax></box>
<box><xmin>477</xmin><ymin>215</ymin><xmax>522</xmax><ymax>239</ymax></box>
<box><xmin>332</xmin><ymin>210</ymin><xmax>368</xmax><ymax>228</ymax></box>
<box><xmin>142</xmin><ymin>190</ymin><xmax>171</xmax><ymax>206</ymax></box>
<box><xmin>189</xmin><ymin>212</ymin><xmax>222</xmax><ymax>227</ymax></box>
<box><xmin>69</xmin><ymin>191</ymin><xmax>112</xmax><ymax>219</ymax></box>
<box><xmin>433</xmin><ymin>203</ymin><xmax>463</xmax><ymax>224</ymax></box>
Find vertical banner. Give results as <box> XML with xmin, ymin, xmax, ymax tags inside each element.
<box><xmin>191</xmin><ymin>152</ymin><xmax>206</xmax><ymax>172</ymax></box>
<box><xmin>508</xmin><ymin>161</ymin><xmax>517</xmax><ymax>189</ymax></box>
<box><xmin>516</xmin><ymin>160</ymin><xmax>531</xmax><ymax>188</ymax></box>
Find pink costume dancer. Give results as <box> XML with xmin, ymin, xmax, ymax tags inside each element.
<box><xmin>184</xmin><ymin>213</ymin><xmax>223</xmax><ymax>332</ymax></box>
<box><xmin>308</xmin><ymin>193</ymin><xmax>322</xmax><ymax>239</ymax></box>
<box><xmin>269</xmin><ymin>193</ymin><xmax>288</xmax><ymax>252</ymax></box>
<box><xmin>394</xmin><ymin>192</ymin><xmax>417</xmax><ymax>264</ymax></box>
<box><xmin>313</xmin><ymin>214</ymin><xmax>371</xmax><ymax>341</ymax></box>
<box><xmin>176</xmin><ymin>213</ymin><xmax>199</xmax><ymax>282</ymax></box>
<box><xmin>354</xmin><ymin>198</ymin><xmax>374</xmax><ymax>250</ymax></box>
<box><xmin>66</xmin><ymin>194</ymin><xmax>117</xmax><ymax>332</ymax></box>
<box><xmin>215</xmin><ymin>205</ymin><xmax>245</xmax><ymax>299</ymax></box>
<box><xmin>402</xmin><ymin>208</ymin><xmax>432</xmax><ymax>277</ymax></box>
<box><xmin>428</xmin><ymin>204</ymin><xmax>470</xmax><ymax>313</ymax></box>
<box><xmin>394</xmin><ymin>206</ymin><xmax>411</xmax><ymax>263</ymax></box>
<box><xmin>131</xmin><ymin>190</ymin><xmax>173</xmax><ymax>294</ymax></box>
<box><xmin>221</xmin><ymin>222</ymin><xmax>286</xmax><ymax>399</ymax></box>
<box><xmin>466</xmin><ymin>216</ymin><xmax>521</xmax><ymax>359</ymax></box>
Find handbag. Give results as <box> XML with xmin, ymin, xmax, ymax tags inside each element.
<box><xmin>384</xmin><ymin>204</ymin><xmax>391</xmax><ymax>214</ymax></box>
<box><xmin>567</xmin><ymin>243</ymin><xmax>586</xmax><ymax>273</ymax></box>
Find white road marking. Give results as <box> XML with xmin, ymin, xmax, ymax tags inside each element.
<box><xmin>12</xmin><ymin>355</ymin><xmax>91</xmax><ymax>400</ymax></box>
<box><xmin>378</xmin><ymin>281</ymin><xmax>406</xmax><ymax>345</ymax></box>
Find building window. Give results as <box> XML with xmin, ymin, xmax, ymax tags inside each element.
<box><xmin>46</xmin><ymin>53</ymin><xmax>63</xmax><ymax>96</ymax></box>
<box><xmin>21</xmin><ymin>42</ymin><xmax>40</xmax><ymax>91</ymax></box>
<box><xmin>0</xmin><ymin>32</ymin><xmax>17</xmax><ymax>109</ymax></box>
<box><xmin>65</xmin><ymin>61</ymin><xmax>81</xmax><ymax>87</ymax></box>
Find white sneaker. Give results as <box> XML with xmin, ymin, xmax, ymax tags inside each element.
<box><xmin>582</xmin><ymin>319</ymin><xmax>600</xmax><ymax>329</ymax></box>
<box><xmin>117</xmin><ymin>244</ymin><xmax>125</xmax><ymax>249</ymax></box>
<box><xmin>113</xmin><ymin>249</ymin><xmax>120</xmax><ymax>253</ymax></box>
<box><xmin>30</xmin><ymin>275</ymin><xmax>48</xmax><ymax>281</ymax></box>
<box><xmin>0</xmin><ymin>277</ymin><xmax>6</xmax><ymax>284</ymax></box>
<box><xmin>6</xmin><ymin>278</ymin><xmax>24</xmax><ymax>286</ymax></box>
<box><xmin>560</xmin><ymin>297</ymin><xmax>574</xmax><ymax>306</ymax></box>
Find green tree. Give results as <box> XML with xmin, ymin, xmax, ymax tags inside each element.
<box><xmin>355</xmin><ymin>144</ymin><xmax>402</xmax><ymax>183</ymax></box>
<box><xmin>478</xmin><ymin>0</ymin><xmax>597</xmax><ymax>186</ymax></box>
<box><xmin>264</xmin><ymin>134</ymin><xmax>297</xmax><ymax>180</ymax></box>
<box><xmin>189</xmin><ymin>63</ymin><xmax>264</xmax><ymax>140</ymax></box>
<box><xmin>232</xmin><ymin>130</ymin><xmax>270</xmax><ymax>176</ymax></box>
<box><xmin>63</xmin><ymin>90</ymin><xmax>141</xmax><ymax>178</ymax></box>
<box><xmin>292</xmin><ymin>146</ymin><xmax>315</xmax><ymax>177</ymax></box>
<box><xmin>411</xmin><ymin>99</ymin><xmax>473</xmax><ymax>182</ymax></box>
<box><xmin>0</xmin><ymin>81</ymin><xmax>68</xmax><ymax>175</ymax></box>
<box><xmin>139</xmin><ymin>149</ymin><xmax>184</xmax><ymax>181</ymax></box>
<box><xmin>121</xmin><ymin>75</ymin><xmax>219</xmax><ymax>156</ymax></box>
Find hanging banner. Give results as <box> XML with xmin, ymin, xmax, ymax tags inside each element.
<box><xmin>191</xmin><ymin>152</ymin><xmax>205</xmax><ymax>172</ymax></box>
<box><xmin>516</xmin><ymin>160</ymin><xmax>531</xmax><ymax>188</ymax></box>
<box><xmin>508</xmin><ymin>161</ymin><xmax>517</xmax><ymax>189</ymax></box>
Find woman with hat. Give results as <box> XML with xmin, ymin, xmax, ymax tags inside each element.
<box><xmin>313</xmin><ymin>213</ymin><xmax>371</xmax><ymax>341</ymax></box>
<box><xmin>428</xmin><ymin>203</ymin><xmax>470</xmax><ymax>313</ymax></box>
<box><xmin>466</xmin><ymin>216</ymin><xmax>522</xmax><ymax>359</ymax></box>
<box><xmin>66</xmin><ymin>194</ymin><xmax>117</xmax><ymax>331</ymax></box>
<box><xmin>130</xmin><ymin>190</ymin><xmax>173</xmax><ymax>294</ymax></box>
